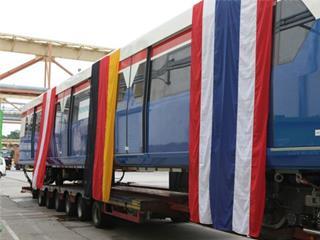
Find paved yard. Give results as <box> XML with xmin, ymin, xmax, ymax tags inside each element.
<box><xmin>0</xmin><ymin>171</ymin><xmax>247</xmax><ymax>240</ymax></box>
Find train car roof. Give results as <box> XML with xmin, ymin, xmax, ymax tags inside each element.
<box><xmin>120</xmin><ymin>8</ymin><xmax>192</xmax><ymax>61</ymax></box>
<box><xmin>21</xmin><ymin>67</ymin><xmax>91</xmax><ymax>113</ymax></box>
<box><xmin>21</xmin><ymin>7</ymin><xmax>193</xmax><ymax>114</ymax></box>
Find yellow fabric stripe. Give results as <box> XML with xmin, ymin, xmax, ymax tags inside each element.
<box><xmin>102</xmin><ymin>49</ymin><xmax>120</xmax><ymax>202</ymax></box>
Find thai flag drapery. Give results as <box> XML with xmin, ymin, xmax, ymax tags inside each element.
<box><xmin>189</xmin><ymin>0</ymin><xmax>273</xmax><ymax>237</ymax></box>
<box><xmin>91</xmin><ymin>50</ymin><xmax>120</xmax><ymax>202</ymax></box>
<box><xmin>32</xmin><ymin>87</ymin><xmax>56</xmax><ymax>190</ymax></box>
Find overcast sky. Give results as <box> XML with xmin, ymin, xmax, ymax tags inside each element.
<box><xmin>0</xmin><ymin>0</ymin><xmax>199</xmax><ymax>135</ymax></box>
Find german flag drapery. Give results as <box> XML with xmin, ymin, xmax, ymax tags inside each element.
<box><xmin>88</xmin><ymin>50</ymin><xmax>120</xmax><ymax>202</ymax></box>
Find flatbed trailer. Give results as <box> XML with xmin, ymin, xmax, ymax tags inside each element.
<box><xmin>21</xmin><ymin>176</ymin><xmax>320</xmax><ymax>240</ymax></box>
<box><xmin>35</xmin><ymin>183</ymin><xmax>189</xmax><ymax>227</ymax></box>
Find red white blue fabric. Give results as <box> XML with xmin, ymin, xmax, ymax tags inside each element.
<box><xmin>189</xmin><ymin>0</ymin><xmax>273</xmax><ymax>237</ymax></box>
<box><xmin>32</xmin><ymin>88</ymin><xmax>56</xmax><ymax>190</ymax></box>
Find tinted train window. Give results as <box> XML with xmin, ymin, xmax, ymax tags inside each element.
<box><xmin>23</xmin><ymin>116</ymin><xmax>29</xmax><ymax>137</ymax></box>
<box><xmin>54</xmin><ymin>103</ymin><xmax>62</xmax><ymax>156</ymax></box>
<box><xmin>26</xmin><ymin>115</ymin><xmax>33</xmax><ymax>137</ymax></box>
<box><xmin>274</xmin><ymin>0</ymin><xmax>315</xmax><ymax>65</ymax></box>
<box><xmin>21</xmin><ymin>114</ymin><xmax>34</xmax><ymax>138</ymax></box>
<box><xmin>150</xmin><ymin>45</ymin><xmax>190</xmax><ymax>101</ymax></box>
<box><xmin>55</xmin><ymin>103</ymin><xmax>62</xmax><ymax>133</ymax></box>
<box><xmin>61</xmin><ymin>96</ymin><xmax>71</xmax><ymax>127</ymax></box>
<box><xmin>20</xmin><ymin>117</ymin><xmax>26</xmax><ymax>137</ymax></box>
<box><xmin>33</xmin><ymin>110</ymin><xmax>42</xmax><ymax>157</ymax></box>
<box><xmin>117</xmin><ymin>73</ymin><xmax>127</xmax><ymax>103</ymax></box>
<box><xmin>35</xmin><ymin>111</ymin><xmax>42</xmax><ymax>134</ymax></box>
<box><xmin>72</xmin><ymin>89</ymin><xmax>90</xmax><ymax>122</ymax></box>
<box><xmin>132</xmin><ymin>62</ymin><xmax>146</xmax><ymax>104</ymax></box>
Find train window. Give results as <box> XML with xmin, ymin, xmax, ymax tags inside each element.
<box><xmin>72</xmin><ymin>89</ymin><xmax>90</xmax><ymax>122</ymax></box>
<box><xmin>117</xmin><ymin>74</ymin><xmax>127</xmax><ymax>103</ymax></box>
<box><xmin>32</xmin><ymin>110</ymin><xmax>42</xmax><ymax>157</ymax></box>
<box><xmin>54</xmin><ymin>103</ymin><xmax>62</xmax><ymax>155</ymax></box>
<box><xmin>20</xmin><ymin>117</ymin><xmax>26</xmax><ymax>137</ymax></box>
<box><xmin>35</xmin><ymin>111</ymin><xmax>42</xmax><ymax>134</ymax></box>
<box><xmin>55</xmin><ymin>103</ymin><xmax>62</xmax><ymax>133</ymax></box>
<box><xmin>23</xmin><ymin>117</ymin><xmax>29</xmax><ymax>137</ymax></box>
<box><xmin>150</xmin><ymin>44</ymin><xmax>191</xmax><ymax>101</ymax></box>
<box><xmin>134</xmin><ymin>81</ymin><xmax>143</xmax><ymax>99</ymax></box>
<box><xmin>168</xmin><ymin>46</ymin><xmax>190</xmax><ymax>64</ymax></box>
<box><xmin>78</xmin><ymin>99</ymin><xmax>90</xmax><ymax>121</ymax></box>
<box><xmin>132</xmin><ymin>62</ymin><xmax>146</xmax><ymax>104</ymax></box>
<box><xmin>61</xmin><ymin>96</ymin><xmax>70</xmax><ymax>127</ymax></box>
<box><xmin>274</xmin><ymin>0</ymin><xmax>315</xmax><ymax>65</ymax></box>
<box><xmin>26</xmin><ymin>115</ymin><xmax>33</xmax><ymax>137</ymax></box>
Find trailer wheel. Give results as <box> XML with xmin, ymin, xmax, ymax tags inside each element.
<box><xmin>65</xmin><ymin>193</ymin><xmax>76</xmax><ymax>216</ymax></box>
<box><xmin>77</xmin><ymin>196</ymin><xmax>90</xmax><ymax>221</ymax></box>
<box><xmin>38</xmin><ymin>190</ymin><xmax>45</xmax><ymax>206</ymax></box>
<box><xmin>55</xmin><ymin>171</ymin><xmax>64</xmax><ymax>186</ymax></box>
<box><xmin>32</xmin><ymin>190</ymin><xmax>38</xmax><ymax>199</ymax></box>
<box><xmin>92</xmin><ymin>201</ymin><xmax>114</xmax><ymax>228</ymax></box>
<box><xmin>170</xmin><ymin>213</ymin><xmax>189</xmax><ymax>223</ymax></box>
<box><xmin>45</xmin><ymin>191</ymin><xmax>54</xmax><ymax>209</ymax></box>
<box><xmin>55</xmin><ymin>192</ymin><xmax>64</xmax><ymax>212</ymax></box>
<box><xmin>92</xmin><ymin>201</ymin><xmax>104</xmax><ymax>228</ymax></box>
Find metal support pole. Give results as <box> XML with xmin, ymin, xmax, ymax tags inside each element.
<box><xmin>2</xmin><ymin>98</ymin><xmax>21</xmax><ymax>112</ymax></box>
<box><xmin>47</xmin><ymin>44</ymin><xmax>52</xmax><ymax>88</ymax></box>
<box><xmin>44</xmin><ymin>58</ymin><xmax>48</xmax><ymax>88</ymax></box>
<box><xmin>0</xmin><ymin>56</ymin><xmax>43</xmax><ymax>81</ymax></box>
<box><xmin>52</xmin><ymin>58</ymin><xmax>73</xmax><ymax>76</ymax></box>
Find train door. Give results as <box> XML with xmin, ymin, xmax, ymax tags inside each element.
<box><xmin>20</xmin><ymin>109</ymin><xmax>34</xmax><ymax>163</ymax></box>
<box><xmin>116</xmin><ymin>63</ymin><xmax>130</xmax><ymax>154</ymax></box>
<box><xmin>116</xmin><ymin>51</ymin><xmax>147</xmax><ymax>154</ymax></box>
<box><xmin>33</xmin><ymin>106</ymin><xmax>42</xmax><ymax>159</ymax></box>
<box><xmin>127</xmin><ymin>51</ymin><xmax>147</xmax><ymax>154</ymax></box>
<box><xmin>52</xmin><ymin>89</ymin><xmax>71</xmax><ymax>163</ymax></box>
<box><xmin>148</xmin><ymin>31</ymin><xmax>191</xmax><ymax>157</ymax></box>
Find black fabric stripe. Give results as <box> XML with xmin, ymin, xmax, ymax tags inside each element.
<box><xmin>84</xmin><ymin>62</ymin><xmax>100</xmax><ymax>198</ymax></box>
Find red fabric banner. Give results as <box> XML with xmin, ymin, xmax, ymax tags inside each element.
<box><xmin>92</xmin><ymin>57</ymin><xmax>109</xmax><ymax>201</ymax></box>
<box><xmin>32</xmin><ymin>87</ymin><xmax>56</xmax><ymax>189</ymax></box>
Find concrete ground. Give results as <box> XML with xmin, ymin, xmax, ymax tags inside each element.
<box><xmin>0</xmin><ymin>171</ymin><xmax>247</xmax><ymax>240</ymax></box>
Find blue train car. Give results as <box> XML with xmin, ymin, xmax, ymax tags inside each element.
<box><xmin>19</xmin><ymin>0</ymin><xmax>320</xmax><ymax>232</ymax></box>
<box><xmin>268</xmin><ymin>0</ymin><xmax>320</xmax><ymax>169</ymax></box>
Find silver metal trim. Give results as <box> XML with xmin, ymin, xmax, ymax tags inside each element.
<box><xmin>270</xmin><ymin>146</ymin><xmax>320</xmax><ymax>152</ymax></box>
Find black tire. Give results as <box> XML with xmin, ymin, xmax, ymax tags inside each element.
<box><xmin>92</xmin><ymin>201</ymin><xmax>114</xmax><ymax>228</ymax></box>
<box><xmin>0</xmin><ymin>172</ymin><xmax>2</xmax><ymax>179</ymax></box>
<box><xmin>45</xmin><ymin>191</ymin><xmax>54</xmax><ymax>209</ymax></box>
<box><xmin>55</xmin><ymin>192</ymin><xmax>64</xmax><ymax>212</ymax></box>
<box><xmin>170</xmin><ymin>213</ymin><xmax>189</xmax><ymax>223</ymax></box>
<box><xmin>38</xmin><ymin>191</ymin><xmax>46</xmax><ymax>206</ymax></box>
<box><xmin>32</xmin><ymin>190</ymin><xmax>38</xmax><ymax>199</ymax></box>
<box><xmin>77</xmin><ymin>196</ymin><xmax>90</xmax><ymax>221</ymax></box>
<box><xmin>55</xmin><ymin>171</ymin><xmax>64</xmax><ymax>186</ymax></box>
<box><xmin>92</xmin><ymin>201</ymin><xmax>104</xmax><ymax>228</ymax></box>
<box><xmin>65</xmin><ymin>193</ymin><xmax>76</xmax><ymax>216</ymax></box>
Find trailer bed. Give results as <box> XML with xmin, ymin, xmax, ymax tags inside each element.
<box><xmin>37</xmin><ymin>183</ymin><xmax>188</xmax><ymax>224</ymax></box>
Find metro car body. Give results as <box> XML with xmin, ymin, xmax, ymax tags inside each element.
<box><xmin>20</xmin><ymin>0</ymin><xmax>320</xmax><ymax>231</ymax></box>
